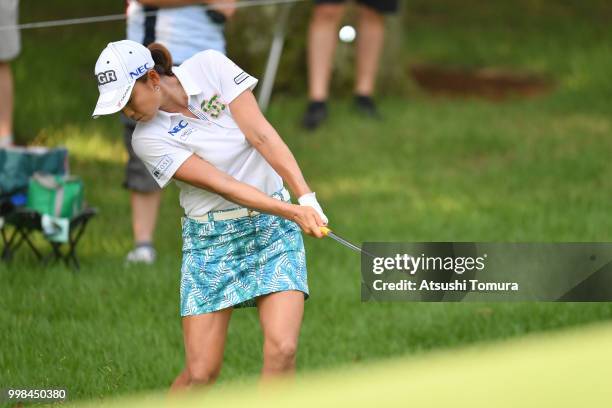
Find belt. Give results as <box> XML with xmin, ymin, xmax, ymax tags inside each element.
<box><xmin>189</xmin><ymin>188</ymin><xmax>290</xmax><ymax>222</ymax></box>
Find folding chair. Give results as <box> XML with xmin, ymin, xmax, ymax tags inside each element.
<box><xmin>0</xmin><ymin>146</ymin><xmax>97</xmax><ymax>271</ymax></box>
<box><xmin>1</xmin><ymin>206</ymin><xmax>97</xmax><ymax>270</ymax></box>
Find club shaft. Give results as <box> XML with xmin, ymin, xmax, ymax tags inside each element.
<box><xmin>327</xmin><ymin>231</ymin><xmax>376</xmax><ymax>258</ymax></box>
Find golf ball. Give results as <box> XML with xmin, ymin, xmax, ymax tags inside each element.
<box><xmin>339</xmin><ymin>25</ymin><xmax>356</xmax><ymax>43</ymax></box>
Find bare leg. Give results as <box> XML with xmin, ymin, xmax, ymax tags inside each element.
<box><xmin>257</xmin><ymin>291</ymin><xmax>305</xmax><ymax>380</ymax></box>
<box><xmin>0</xmin><ymin>62</ymin><xmax>14</xmax><ymax>146</ymax></box>
<box><xmin>307</xmin><ymin>4</ymin><xmax>346</xmax><ymax>101</ymax></box>
<box><xmin>130</xmin><ymin>190</ymin><xmax>162</xmax><ymax>244</ymax></box>
<box><xmin>169</xmin><ymin>307</ymin><xmax>233</xmax><ymax>393</ymax></box>
<box><xmin>355</xmin><ymin>5</ymin><xmax>385</xmax><ymax>96</ymax></box>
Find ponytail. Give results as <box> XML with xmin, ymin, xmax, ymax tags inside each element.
<box><xmin>147</xmin><ymin>42</ymin><xmax>174</xmax><ymax>76</ymax></box>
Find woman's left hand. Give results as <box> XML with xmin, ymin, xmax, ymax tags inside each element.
<box><xmin>297</xmin><ymin>192</ymin><xmax>328</xmax><ymax>225</ymax></box>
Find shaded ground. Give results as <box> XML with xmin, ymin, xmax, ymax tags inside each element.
<box><xmin>410</xmin><ymin>64</ymin><xmax>554</xmax><ymax>100</ymax></box>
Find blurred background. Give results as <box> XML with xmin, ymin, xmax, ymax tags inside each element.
<box><xmin>2</xmin><ymin>0</ymin><xmax>612</xmax><ymax>403</ymax></box>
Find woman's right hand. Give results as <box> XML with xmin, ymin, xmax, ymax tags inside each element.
<box><xmin>291</xmin><ymin>205</ymin><xmax>326</xmax><ymax>238</ymax></box>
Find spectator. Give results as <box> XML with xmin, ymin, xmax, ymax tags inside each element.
<box><xmin>122</xmin><ymin>0</ymin><xmax>236</xmax><ymax>264</ymax></box>
<box><xmin>302</xmin><ymin>0</ymin><xmax>399</xmax><ymax>130</ymax></box>
<box><xmin>0</xmin><ymin>0</ymin><xmax>20</xmax><ymax>147</ymax></box>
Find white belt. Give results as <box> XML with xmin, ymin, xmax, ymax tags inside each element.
<box><xmin>209</xmin><ymin>207</ymin><xmax>260</xmax><ymax>222</ymax></box>
<box><xmin>189</xmin><ymin>188</ymin><xmax>290</xmax><ymax>222</ymax></box>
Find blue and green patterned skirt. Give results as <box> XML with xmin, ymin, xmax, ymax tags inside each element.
<box><xmin>180</xmin><ymin>189</ymin><xmax>309</xmax><ymax>316</ymax></box>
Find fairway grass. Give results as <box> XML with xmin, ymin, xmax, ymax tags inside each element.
<box><xmin>70</xmin><ymin>321</ymin><xmax>612</xmax><ymax>408</ymax></box>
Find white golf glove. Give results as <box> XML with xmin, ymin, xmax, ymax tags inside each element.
<box><xmin>298</xmin><ymin>192</ymin><xmax>328</xmax><ymax>225</ymax></box>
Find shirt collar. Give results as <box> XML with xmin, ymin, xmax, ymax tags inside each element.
<box><xmin>154</xmin><ymin>66</ymin><xmax>202</xmax><ymax>119</ymax></box>
<box><xmin>173</xmin><ymin>65</ymin><xmax>201</xmax><ymax>97</ymax></box>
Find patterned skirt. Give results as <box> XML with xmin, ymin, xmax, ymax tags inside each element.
<box><xmin>179</xmin><ymin>189</ymin><xmax>308</xmax><ymax>316</ymax></box>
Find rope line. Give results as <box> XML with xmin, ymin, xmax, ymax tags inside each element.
<box><xmin>0</xmin><ymin>0</ymin><xmax>305</xmax><ymax>31</ymax></box>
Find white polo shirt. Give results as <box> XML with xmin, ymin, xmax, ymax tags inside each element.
<box><xmin>131</xmin><ymin>50</ymin><xmax>283</xmax><ymax>217</ymax></box>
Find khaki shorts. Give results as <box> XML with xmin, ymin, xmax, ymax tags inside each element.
<box><xmin>0</xmin><ymin>0</ymin><xmax>21</xmax><ymax>61</ymax></box>
<box><xmin>314</xmin><ymin>0</ymin><xmax>399</xmax><ymax>14</ymax></box>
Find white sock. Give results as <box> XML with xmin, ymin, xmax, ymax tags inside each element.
<box><xmin>0</xmin><ymin>134</ymin><xmax>14</xmax><ymax>147</ymax></box>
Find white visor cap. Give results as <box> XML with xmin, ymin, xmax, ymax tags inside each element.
<box><xmin>92</xmin><ymin>40</ymin><xmax>155</xmax><ymax>118</ymax></box>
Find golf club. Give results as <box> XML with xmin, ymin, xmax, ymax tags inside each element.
<box><xmin>320</xmin><ymin>226</ymin><xmax>377</xmax><ymax>259</ymax></box>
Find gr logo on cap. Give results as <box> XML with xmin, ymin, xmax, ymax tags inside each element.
<box><xmin>92</xmin><ymin>40</ymin><xmax>155</xmax><ymax>118</ymax></box>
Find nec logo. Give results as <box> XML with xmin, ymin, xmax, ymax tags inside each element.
<box><xmin>168</xmin><ymin>120</ymin><xmax>189</xmax><ymax>136</ymax></box>
<box><xmin>96</xmin><ymin>70</ymin><xmax>117</xmax><ymax>85</ymax></box>
<box><xmin>129</xmin><ymin>63</ymin><xmax>151</xmax><ymax>79</ymax></box>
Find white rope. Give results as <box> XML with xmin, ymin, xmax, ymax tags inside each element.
<box><xmin>0</xmin><ymin>0</ymin><xmax>305</xmax><ymax>31</ymax></box>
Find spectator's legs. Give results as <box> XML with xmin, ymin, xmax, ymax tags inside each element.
<box><xmin>130</xmin><ymin>190</ymin><xmax>161</xmax><ymax>248</ymax></box>
<box><xmin>354</xmin><ymin>5</ymin><xmax>385</xmax><ymax>97</ymax></box>
<box><xmin>303</xmin><ymin>4</ymin><xmax>346</xmax><ymax>130</ymax></box>
<box><xmin>307</xmin><ymin>4</ymin><xmax>346</xmax><ymax>101</ymax></box>
<box><xmin>123</xmin><ymin>119</ymin><xmax>162</xmax><ymax>265</ymax></box>
<box><xmin>0</xmin><ymin>62</ymin><xmax>14</xmax><ymax>146</ymax></box>
<box><xmin>351</xmin><ymin>4</ymin><xmax>385</xmax><ymax>118</ymax></box>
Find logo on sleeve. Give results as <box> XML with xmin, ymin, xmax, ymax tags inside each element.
<box><xmin>234</xmin><ymin>71</ymin><xmax>249</xmax><ymax>85</ymax></box>
<box><xmin>152</xmin><ymin>155</ymin><xmax>174</xmax><ymax>179</ymax></box>
<box><xmin>168</xmin><ymin>120</ymin><xmax>189</xmax><ymax>136</ymax></box>
<box><xmin>96</xmin><ymin>70</ymin><xmax>117</xmax><ymax>85</ymax></box>
<box><xmin>200</xmin><ymin>95</ymin><xmax>226</xmax><ymax>118</ymax></box>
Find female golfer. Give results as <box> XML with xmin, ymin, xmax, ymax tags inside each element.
<box><xmin>92</xmin><ymin>40</ymin><xmax>328</xmax><ymax>389</ymax></box>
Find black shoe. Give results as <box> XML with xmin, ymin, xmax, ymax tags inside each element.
<box><xmin>302</xmin><ymin>101</ymin><xmax>328</xmax><ymax>130</ymax></box>
<box><xmin>354</xmin><ymin>95</ymin><xmax>381</xmax><ymax>119</ymax></box>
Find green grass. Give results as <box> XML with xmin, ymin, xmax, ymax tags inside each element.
<box><xmin>67</xmin><ymin>323</ymin><xmax>612</xmax><ymax>408</ymax></box>
<box><xmin>2</xmin><ymin>0</ymin><xmax>612</xmax><ymax>404</ymax></box>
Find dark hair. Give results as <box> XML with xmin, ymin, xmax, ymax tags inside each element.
<box><xmin>139</xmin><ymin>42</ymin><xmax>173</xmax><ymax>80</ymax></box>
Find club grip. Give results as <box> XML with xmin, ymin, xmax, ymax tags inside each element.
<box><xmin>320</xmin><ymin>226</ymin><xmax>331</xmax><ymax>236</ymax></box>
